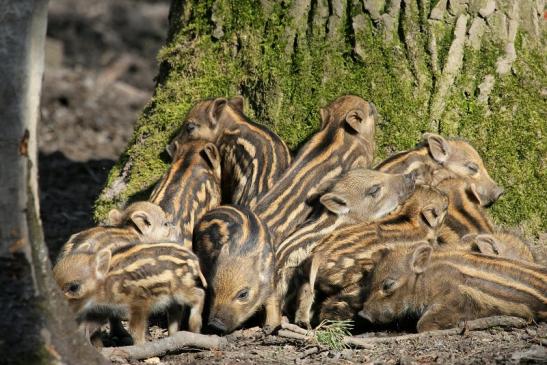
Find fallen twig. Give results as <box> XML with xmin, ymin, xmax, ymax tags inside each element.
<box><xmin>297</xmin><ymin>346</ymin><xmax>320</xmax><ymax>359</ymax></box>
<box><xmin>278</xmin><ymin>329</ymin><xmax>312</xmax><ymax>342</ymax></box>
<box><xmin>278</xmin><ymin>316</ymin><xmax>529</xmax><ymax>349</ymax></box>
<box><xmin>100</xmin><ymin>331</ymin><xmax>228</xmax><ymax>361</ymax></box>
<box><xmin>281</xmin><ymin>322</ymin><xmax>310</xmax><ymax>335</ymax></box>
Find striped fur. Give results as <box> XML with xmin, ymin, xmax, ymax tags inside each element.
<box><xmin>57</xmin><ymin>201</ymin><xmax>176</xmax><ymax>260</ymax></box>
<box><xmin>171</xmin><ymin>97</ymin><xmax>291</xmax><ymax>209</ymax></box>
<box><xmin>58</xmin><ymin>226</ymin><xmax>140</xmax><ymax>260</ymax></box>
<box><xmin>255</xmin><ymin>95</ymin><xmax>377</xmax><ymax>246</ymax></box>
<box><xmin>149</xmin><ymin>140</ymin><xmax>222</xmax><ymax>248</ymax></box>
<box><xmin>376</xmin><ymin>133</ymin><xmax>503</xmax><ymax>206</ymax></box>
<box><xmin>435</xmin><ymin>179</ymin><xmax>539</xmax><ymax>264</ymax></box>
<box><xmin>360</xmin><ymin>245</ymin><xmax>547</xmax><ymax>332</ymax></box>
<box><xmin>293</xmin><ymin>186</ymin><xmax>448</xmax><ymax>327</ymax></box>
<box><xmin>275</xmin><ymin>169</ymin><xmax>418</xmax><ymax>309</ymax></box>
<box><xmin>435</xmin><ymin>178</ymin><xmax>495</xmax><ymax>247</ymax></box>
<box><xmin>462</xmin><ymin>232</ymin><xmax>537</xmax><ymax>263</ymax></box>
<box><xmin>193</xmin><ymin>205</ymin><xmax>280</xmax><ymax>333</ymax></box>
<box><xmin>53</xmin><ymin>242</ymin><xmax>206</xmax><ymax>344</ymax></box>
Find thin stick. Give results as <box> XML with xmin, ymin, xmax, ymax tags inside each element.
<box><xmin>101</xmin><ymin>331</ymin><xmax>228</xmax><ymax>361</ymax></box>
<box><xmin>281</xmin><ymin>322</ymin><xmax>311</xmax><ymax>335</ymax></box>
<box><xmin>346</xmin><ymin>316</ymin><xmax>528</xmax><ymax>347</ymax></box>
<box><xmin>278</xmin><ymin>316</ymin><xmax>529</xmax><ymax>349</ymax></box>
<box><xmin>278</xmin><ymin>329</ymin><xmax>312</xmax><ymax>341</ymax></box>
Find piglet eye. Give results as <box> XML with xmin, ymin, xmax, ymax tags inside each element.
<box><xmin>368</xmin><ymin>185</ymin><xmax>381</xmax><ymax>198</ymax></box>
<box><xmin>65</xmin><ymin>282</ymin><xmax>81</xmax><ymax>294</ymax></box>
<box><xmin>381</xmin><ymin>279</ymin><xmax>396</xmax><ymax>294</ymax></box>
<box><xmin>236</xmin><ymin>288</ymin><xmax>249</xmax><ymax>301</ymax></box>
<box><xmin>467</xmin><ymin>163</ymin><xmax>479</xmax><ymax>174</ymax></box>
<box><xmin>186</xmin><ymin>122</ymin><xmax>198</xmax><ymax>133</ymax></box>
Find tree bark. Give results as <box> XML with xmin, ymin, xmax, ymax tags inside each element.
<box><xmin>95</xmin><ymin>1</ymin><xmax>546</xmax><ymax>241</ymax></box>
<box><xmin>0</xmin><ymin>1</ymin><xmax>106</xmax><ymax>363</ymax></box>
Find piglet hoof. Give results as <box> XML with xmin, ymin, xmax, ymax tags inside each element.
<box><xmin>295</xmin><ymin>320</ymin><xmax>311</xmax><ymax>330</ymax></box>
<box><xmin>263</xmin><ymin>323</ymin><xmax>280</xmax><ymax>335</ymax></box>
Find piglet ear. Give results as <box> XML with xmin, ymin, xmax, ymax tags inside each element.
<box><xmin>473</xmin><ymin>234</ymin><xmax>500</xmax><ymax>255</ymax></box>
<box><xmin>229</xmin><ymin>96</ymin><xmax>244</xmax><ymax>112</ymax></box>
<box><xmin>130</xmin><ymin>210</ymin><xmax>153</xmax><ymax>236</ymax></box>
<box><xmin>166</xmin><ymin>140</ymin><xmax>180</xmax><ymax>159</ymax></box>
<box><xmin>107</xmin><ymin>208</ymin><xmax>124</xmax><ymax>226</ymax></box>
<box><xmin>208</xmin><ymin>98</ymin><xmax>228</xmax><ymax>127</ymax></box>
<box><xmin>75</xmin><ymin>242</ymin><xmax>92</xmax><ymax>253</ymax></box>
<box><xmin>424</xmin><ymin>133</ymin><xmax>451</xmax><ymax>164</ymax></box>
<box><xmin>344</xmin><ymin>109</ymin><xmax>367</xmax><ymax>133</ymax></box>
<box><xmin>371</xmin><ymin>247</ymin><xmax>390</xmax><ymax>264</ymax></box>
<box><xmin>469</xmin><ymin>183</ymin><xmax>485</xmax><ymax>206</ymax></box>
<box><xmin>95</xmin><ymin>249</ymin><xmax>112</xmax><ymax>279</ymax></box>
<box><xmin>201</xmin><ymin>143</ymin><xmax>221</xmax><ymax>178</ymax></box>
<box><xmin>319</xmin><ymin>107</ymin><xmax>330</xmax><ymax>129</ymax></box>
<box><xmin>320</xmin><ymin>193</ymin><xmax>349</xmax><ymax>215</ymax></box>
<box><xmin>410</xmin><ymin>243</ymin><xmax>432</xmax><ymax>274</ymax></box>
<box><xmin>421</xmin><ymin>205</ymin><xmax>443</xmax><ymax>228</ymax></box>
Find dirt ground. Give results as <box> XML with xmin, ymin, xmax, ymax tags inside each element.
<box><xmin>39</xmin><ymin>1</ymin><xmax>546</xmax><ymax>364</ymax></box>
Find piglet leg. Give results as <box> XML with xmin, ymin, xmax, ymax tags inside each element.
<box><xmin>128</xmin><ymin>305</ymin><xmax>149</xmax><ymax>344</ymax></box>
<box><xmin>294</xmin><ymin>281</ymin><xmax>314</xmax><ymax>329</ymax></box>
<box><xmin>263</xmin><ymin>293</ymin><xmax>282</xmax><ymax>334</ymax></box>
<box><xmin>417</xmin><ymin>303</ymin><xmax>461</xmax><ymax>332</ymax></box>
<box><xmin>167</xmin><ymin>304</ymin><xmax>184</xmax><ymax>336</ymax></box>
<box><xmin>184</xmin><ymin>287</ymin><xmax>205</xmax><ymax>333</ymax></box>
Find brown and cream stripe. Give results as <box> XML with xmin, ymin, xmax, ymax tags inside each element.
<box><xmin>435</xmin><ymin>178</ymin><xmax>494</xmax><ymax>247</ymax></box>
<box><xmin>216</xmin><ymin>105</ymin><xmax>292</xmax><ymax>209</ymax></box>
<box><xmin>418</xmin><ymin>251</ymin><xmax>547</xmax><ymax>321</ymax></box>
<box><xmin>292</xmin><ymin>186</ymin><xmax>448</xmax><ymax>325</ymax></box>
<box><xmin>149</xmin><ymin>140</ymin><xmax>222</xmax><ymax>248</ymax></box>
<box><xmin>254</xmin><ymin>96</ymin><xmax>376</xmax><ymax>246</ymax></box>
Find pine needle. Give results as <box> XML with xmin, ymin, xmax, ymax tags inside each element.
<box><xmin>313</xmin><ymin>320</ymin><xmax>354</xmax><ymax>351</ymax></box>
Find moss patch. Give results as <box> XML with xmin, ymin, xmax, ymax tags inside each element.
<box><xmin>95</xmin><ymin>1</ymin><xmax>546</xmax><ymax>240</ymax></box>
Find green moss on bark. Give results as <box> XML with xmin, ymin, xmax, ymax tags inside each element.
<box><xmin>95</xmin><ymin>1</ymin><xmax>546</xmax><ymax>241</ymax></box>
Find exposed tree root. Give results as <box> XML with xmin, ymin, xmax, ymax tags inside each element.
<box><xmin>100</xmin><ymin>331</ymin><xmax>228</xmax><ymax>361</ymax></box>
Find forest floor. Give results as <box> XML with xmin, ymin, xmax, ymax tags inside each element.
<box><xmin>40</xmin><ymin>1</ymin><xmax>546</xmax><ymax>364</ymax></box>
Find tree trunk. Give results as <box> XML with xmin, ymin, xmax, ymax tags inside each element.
<box><xmin>95</xmin><ymin>0</ymin><xmax>546</xmax><ymax>241</ymax></box>
<box><xmin>0</xmin><ymin>1</ymin><xmax>106</xmax><ymax>363</ymax></box>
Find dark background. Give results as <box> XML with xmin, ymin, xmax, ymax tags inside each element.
<box><xmin>40</xmin><ymin>0</ymin><xmax>170</xmax><ymax>261</ymax></box>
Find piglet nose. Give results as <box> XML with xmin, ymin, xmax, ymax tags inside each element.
<box><xmin>494</xmin><ymin>187</ymin><xmax>504</xmax><ymax>200</ymax></box>
<box><xmin>208</xmin><ymin>318</ymin><xmax>227</xmax><ymax>333</ymax></box>
<box><xmin>358</xmin><ymin>310</ymin><xmax>373</xmax><ymax>322</ymax></box>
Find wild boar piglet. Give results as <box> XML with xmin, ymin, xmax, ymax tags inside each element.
<box><xmin>59</xmin><ymin>201</ymin><xmax>178</xmax><ymax>258</ymax></box>
<box><xmin>376</xmin><ymin>133</ymin><xmax>503</xmax><ymax>206</ymax></box>
<box><xmin>194</xmin><ymin>205</ymin><xmax>280</xmax><ymax>334</ymax></box>
<box><xmin>149</xmin><ymin>139</ymin><xmax>222</xmax><ymax>248</ymax></box>
<box><xmin>54</xmin><ymin>201</ymin><xmax>178</xmax><ymax>344</ymax></box>
<box><xmin>276</xmin><ymin>168</ymin><xmax>418</xmax><ymax>309</ymax></box>
<box><xmin>171</xmin><ymin>96</ymin><xmax>291</xmax><ymax>208</ymax></box>
<box><xmin>255</xmin><ymin>95</ymin><xmax>377</xmax><ymax>245</ymax></box>
<box><xmin>53</xmin><ymin>243</ymin><xmax>206</xmax><ymax>344</ymax></box>
<box><xmin>359</xmin><ymin>243</ymin><xmax>547</xmax><ymax>332</ymax></box>
<box><xmin>293</xmin><ymin>185</ymin><xmax>448</xmax><ymax>327</ymax></box>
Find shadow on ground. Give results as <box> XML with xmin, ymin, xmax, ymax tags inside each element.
<box><xmin>39</xmin><ymin>151</ymin><xmax>114</xmax><ymax>261</ymax></box>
